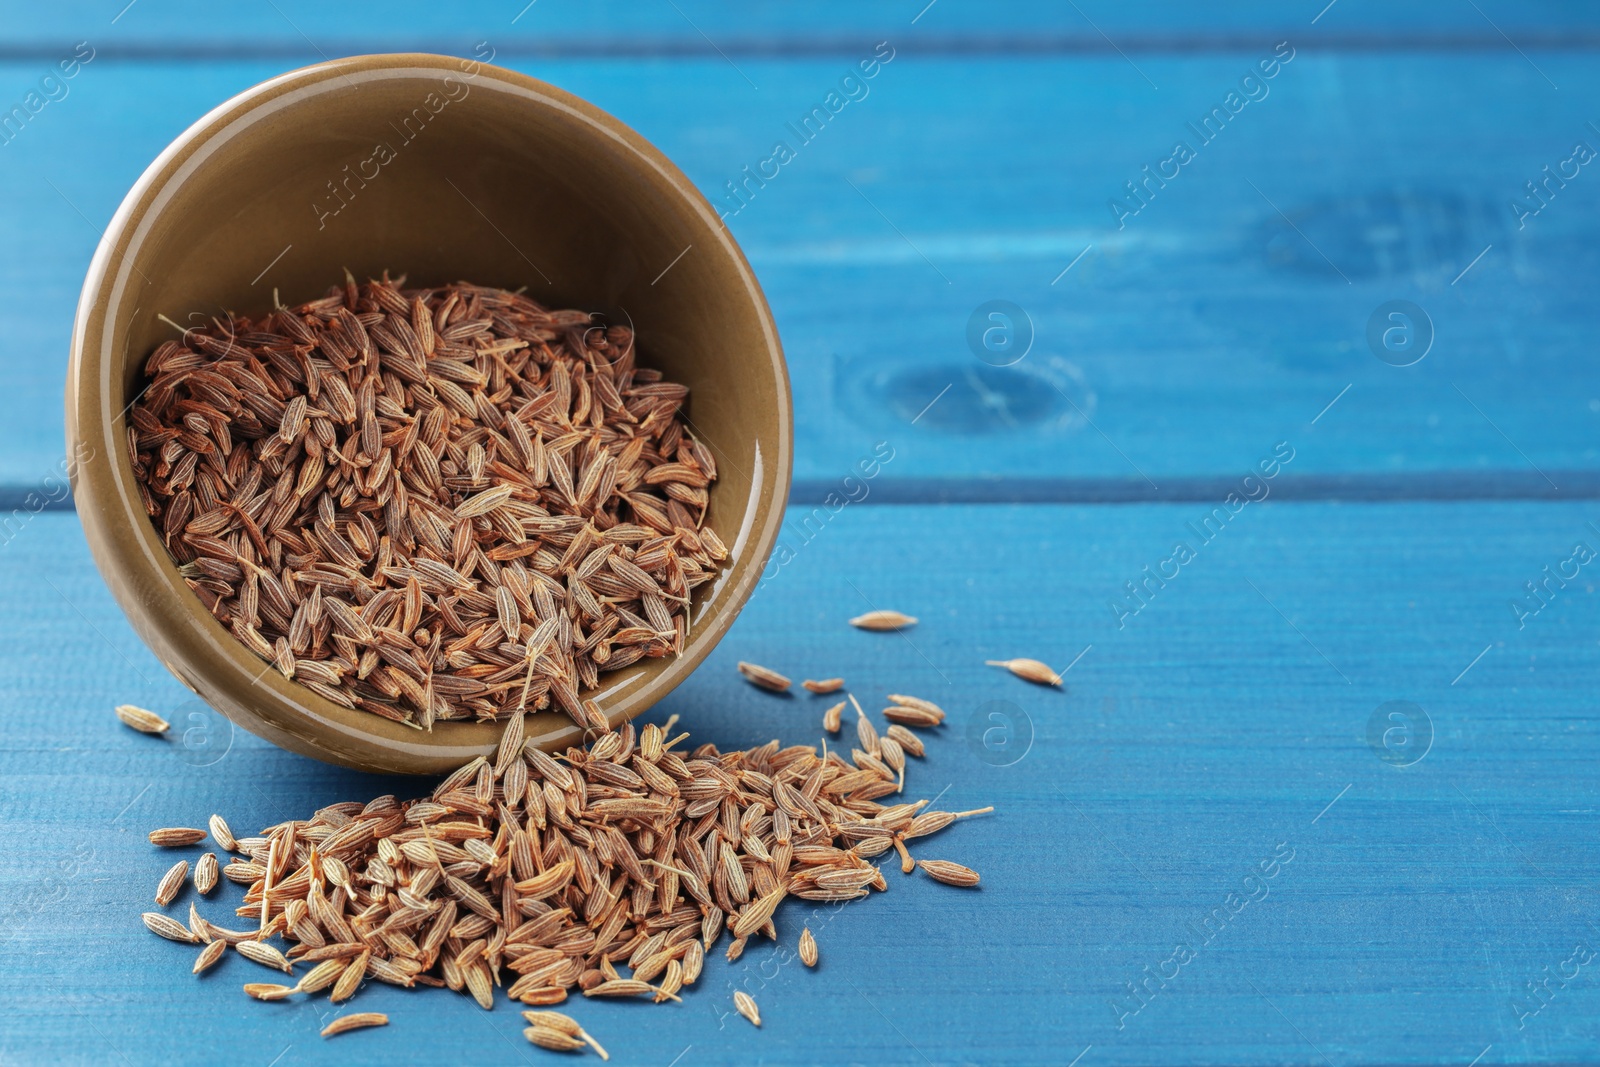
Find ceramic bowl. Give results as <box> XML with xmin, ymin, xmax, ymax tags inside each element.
<box><xmin>66</xmin><ymin>53</ymin><xmax>791</xmax><ymax>774</ymax></box>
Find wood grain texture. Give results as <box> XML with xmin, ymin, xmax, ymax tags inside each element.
<box><xmin>0</xmin><ymin>505</ymin><xmax>1595</xmax><ymax>1065</ymax></box>
<box><xmin>2</xmin><ymin>5</ymin><xmax>1597</xmax><ymax>1063</ymax></box>
<box><xmin>3</xmin><ymin>0</ymin><xmax>1599</xmax><ymax>54</ymax></box>
<box><xmin>2</xmin><ymin>48</ymin><xmax>1598</xmax><ymax>488</ymax></box>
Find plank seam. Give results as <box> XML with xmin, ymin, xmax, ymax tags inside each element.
<box><xmin>20</xmin><ymin>470</ymin><xmax>1600</xmax><ymax>516</ymax></box>
<box><xmin>5</xmin><ymin>33</ymin><xmax>1600</xmax><ymax>63</ymax></box>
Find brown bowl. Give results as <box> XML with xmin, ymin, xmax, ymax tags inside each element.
<box><xmin>65</xmin><ymin>53</ymin><xmax>791</xmax><ymax>774</ymax></box>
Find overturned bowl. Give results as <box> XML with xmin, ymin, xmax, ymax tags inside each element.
<box><xmin>66</xmin><ymin>53</ymin><xmax>791</xmax><ymax>774</ymax></box>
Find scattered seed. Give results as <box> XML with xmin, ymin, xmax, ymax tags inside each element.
<box><xmin>208</xmin><ymin>814</ymin><xmax>237</xmax><ymax>853</ymax></box>
<box><xmin>985</xmin><ymin>658</ymin><xmax>1062</xmax><ymax>686</ymax></box>
<box><xmin>849</xmin><ymin>610</ymin><xmax>917</xmax><ymax>631</ymax></box>
<box><xmin>732</xmin><ymin>885</ymin><xmax>787</xmax><ymax>939</ymax></box>
<box><xmin>583</xmin><ymin>979</ymin><xmax>657</xmax><ymax>999</ymax></box>
<box><xmin>905</xmin><ymin>807</ymin><xmax>994</xmax><ymax>841</ymax></box>
<box><xmin>200</xmin><ymin>923</ymin><xmax>260</xmax><ymax>945</ymax></box>
<box><xmin>520</xmin><ymin>1010</ymin><xmax>606</xmax><ymax>1056</ymax></box>
<box><xmin>132</xmin><ymin>695</ymin><xmax>985</xmax><ymax>1027</ymax></box>
<box><xmin>193</xmin><ymin>939</ymin><xmax>227</xmax><ymax>975</ymax></box>
<box><xmin>148</xmin><ymin>827</ymin><xmax>206</xmax><ymax>847</ymax></box>
<box><xmin>222</xmin><ymin>861</ymin><xmax>261</xmax><ymax>885</ymax></box>
<box><xmin>737</xmin><ymin>661</ymin><xmax>791</xmax><ymax>692</ymax></box>
<box><xmin>115</xmin><ymin>704</ymin><xmax>169</xmax><ymax>735</ymax></box>
<box><xmin>802</xmin><ymin>678</ymin><xmax>844</xmax><ymax>694</ymax></box>
<box><xmin>852</xmin><ymin>695</ymin><xmax>880</xmax><ymax>757</ymax></box>
<box><xmin>881</xmin><ymin>706</ymin><xmax>943</xmax><ymax>728</ymax></box>
<box><xmin>155</xmin><ymin>859</ymin><xmax>189</xmax><ymax>905</ymax></box>
<box><xmin>194</xmin><ymin>852</ymin><xmax>219</xmax><ymax>895</ymax></box>
<box><xmin>822</xmin><ymin>701</ymin><xmax>844</xmax><ymax>734</ymax></box>
<box><xmin>297</xmin><ymin>959</ymin><xmax>348</xmax><ymax>995</ymax></box>
<box><xmin>321</xmin><ymin>1013</ymin><xmax>388</xmax><ymax>1037</ymax></box>
<box><xmin>886</xmin><ymin>724</ymin><xmax>924</xmax><ymax>757</ymax></box>
<box><xmin>330</xmin><ymin>951</ymin><xmax>369</xmax><ymax>1003</ymax></box>
<box><xmin>880</xmin><ymin>736</ymin><xmax>906</xmax><ymax>790</ymax></box>
<box><xmin>189</xmin><ymin>902</ymin><xmax>212</xmax><ymax>943</ymax></box>
<box><xmin>918</xmin><ymin>860</ymin><xmax>981</xmax><ymax>887</ymax></box>
<box><xmin>682</xmin><ymin>941</ymin><xmax>704</xmax><ymax>986</ymax></box>
<box><xmin>142</xmin><ymin>912</ymin><xmax>198</xmax><ymax>943</ymax></box>
<box><xmin>799</xmin><ymin>927</ymin><xmax>818</xmax><ymax>968</ymax></box>
<box><xmin>886</xmin><ymin>694</ymin><xmax>947</xmax><ymax>721</ymax></box>
<box><xmin>733</xmin><ymin>990</ymin><xmax>761</xmax><ymax>1027</ymax></box>
<box><xmin>245</xmin><ymin>982</ymin><xmax>296</xmax><ymax>1001</ymax></box>
<box><xmin>526</xmin><ymin>1026</ymin><xmax>586</xmax><ymax>1051</ymax></box>
<box><xmin>237</xmin><ymin>939</ymin><xmax>294</xmax><ymax>974</ymax></box>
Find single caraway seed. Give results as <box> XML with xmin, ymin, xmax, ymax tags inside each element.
<box><xmin>822</xmin><ymin>700</ymin><xmax>844</xmax><ymax>733</ymax></box>
<box><xmin>848</xmin><ymin>610</ymin><xmax>917</xmax><ymax>631</ymax></box>
<box><xmin>918</xmin><ymin>859</ymin><xmax>981</xmax><ymax>887</ymax></box>
<box><xmin>880</xmin><ymin>736</ymin><xmax>906</xmax><ymax>790</ymax></box>
<box><xmin>155</xmin><ymin>859</ymin><xmax>189</xmax><ymax>905</ymax></box>
<box><xmin>330</xmin><ymin>951</ymin><xmax>369</xmax><ymax>1003</ymax></box>
<box><xmin>905</xmin><ymin>807</ymin><xmax>994</xmax><ymax>841</ymax></box>
<box><xmin>222</xmin><ymin>861</ymin><xmax>260</xmax><ymax>885</ymax></box>
<box><xmin>115</xmin><ymin>703</ymin><xmax>169</xmax><ymax>735</ymax></box>
<box><xmin>208</xmin><ymin>814</ymin><xmax>237</xmax><ymax>853</ymax></box>
<box><xmin>237</xmin><ymin>939</ymin><xmax>294</xmax><ymax>974</ymax></box>
<box><xmin>886</xmin><ymin>724</ymin><xmax>924</xmax><ymax>757</ymax></box>
<box><xmin>887</xmin><ymin>693</ymin><xmax>946</xmax><ymax>716</ymax></box>
<box><xmin>296</xmin><ymin>959</ymin><xmax>349</xmax><ymax>995</ymax></box>
<box><xmin>188</xmin><ymin>903</ymin><xmax>211</xmax><ymax>943</ymax></box>
<box><xmin>583</xmin><ymin>979</ymin><xmax>662</xmax><ymax>999</ymax></box>
<box><xmin>799</xmin><ymin>927</ymin><xmax>818</xmax><ymax>968</ymax></box>
<box><xmin>148</xmin><ymin>827</ymin><xmax>206</xmax><ymax>847</ymax></box>
<box><xmin>321</xmin><ymin>1013</ymin><xmax>389</xmax><ymax>1037</ymax></box>
<box><xmin>852</xmin><ymin>695</ymin><xmax>880</xmax><ymax>756</ymax></box>
<box><xmin>985</xmin><ymin>658</ymin><xmax>1063</xmax><ymax>686</ymax></box>
<box><xmin>737</xmin><ymin>661</ymin><xmax>791</xmax><ymax>692</ymax></box>
<box><xmin>245</xmin><ymin>982</ymin><xmax>295</xmax><ymax>1001</ymax></box>
<box><xmin>194</xmin><ymin>852</ymin><xmax>219</xmax><ymax>895</ymax></box>
<box><xmin>525</xmin><ymin>1026</ymin><xmax>586</xmax><ymax>1052</ymax></box>
<box><xmin>734</xmin><ymin>990</ymin><xmax>761</xmax><ymax>1027</ymax></box>
<box><xmin>193</xmin><ymin>938</ymin><xmax>227</xmax><ymax>974</ymax></box>
<box><xmin>142</xmin><ymin>912</ymin><xmax>198</xmax><ymax>943</ymax></box>
<box><xmin>881</xmin><ymin>706</ymin><xmax>944</xmax><ymax>728</ymax></box>
<box><xmin>258</xmin><ymin>839</ymin><xmax>274</xmax><ymax>935</ymax></box>
<box><xmin>128</xmin><ymin>277</ymin><xmax>723</xmax><ymax>732</ymax></box>
<box><xmin>802</xmin><ymin>677</ymin><xmax>844</xmax><ymax>694</ymax></box>
<box><xmin>732</xmin><ymin>885</ymin><xmax>787</xmax><ymax>939</ymax></box>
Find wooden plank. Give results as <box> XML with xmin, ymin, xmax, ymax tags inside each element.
<box><xmin>6</xmin><ymin>51</ymin><xmax>1600</xmax><ymax>490</ymax></box>
<box><xmin>5</xmin><ymin>0</ymin><xmax>1600</xmax><ymax>54</ymax></box>
<box><xmin>1</xmin><ymin>502</ymin><xmax>1597</xmax><ymax>1064</ymax></box>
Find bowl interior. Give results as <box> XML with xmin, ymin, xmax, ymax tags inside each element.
<box><xmin>69</xmin><ymin>54</ymin><xmax>790</xmax><ymax>773</ymax></box>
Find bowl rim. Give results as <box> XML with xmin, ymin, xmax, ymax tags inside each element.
<box><xmin>65</xmin><ymin>52</ymin><xmax>792</xmax><ymax>774</ymax></box>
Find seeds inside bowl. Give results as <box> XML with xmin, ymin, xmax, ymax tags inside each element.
<box><xmin>126</xmin><ymin>276</ymin><xmax>724</xmax><ymax>730</ymax></box>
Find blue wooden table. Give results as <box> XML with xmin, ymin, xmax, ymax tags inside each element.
<box><xmin>3</xmin><ymin>3</ymin><xmax>1599</xmax><ymax>1064</ymax></box>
